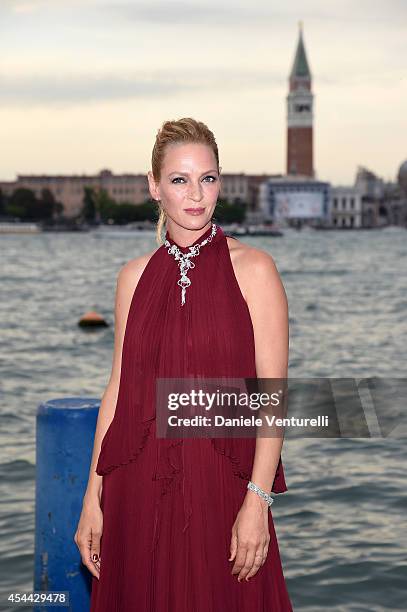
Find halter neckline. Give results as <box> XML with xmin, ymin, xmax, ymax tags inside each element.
<box><xmin>164</xmin><ymin>222</ymin><xmax>223</xmax><ymax>253</ymax></box>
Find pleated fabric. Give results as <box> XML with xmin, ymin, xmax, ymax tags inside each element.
<box><xmin>90</xmin><ymin>222</ymin><xmax>292</xmax><ymax>611</ymax></box>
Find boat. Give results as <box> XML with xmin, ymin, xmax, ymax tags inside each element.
<box><xmin>0</xmin><ymin>222</ymin><xmax>42</xmax><ymax>234</ymax></box>
<box><xmin>223</xmin><ymin>224</ymin><xmax>284</xmax><ymax>237</ymax></box>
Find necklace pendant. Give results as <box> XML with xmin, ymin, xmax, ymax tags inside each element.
<box><xmin>178</xmin><ymin>275</ymin><xmax>191</xmax><ymax>289</ymax></box>
<box><xmin>164</xmin><ymin>222</ymin><xmax>217</xmax><ymax>305</ymax></box>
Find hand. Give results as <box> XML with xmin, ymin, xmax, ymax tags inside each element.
<box><xmin>74</xmin><ymin>494</ymin><xmax>103</xmax><ymax>579</ymax></box>
<box><xmin>229</xmin><ymin>490</ymin><xmax>271</xmax><ymax>582</ymax></box>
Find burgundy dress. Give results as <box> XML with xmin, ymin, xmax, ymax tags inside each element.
<box><xmin>90</xmin><ymin>222</ymin><xmax>292</xmax><ymax>611</ymax></box>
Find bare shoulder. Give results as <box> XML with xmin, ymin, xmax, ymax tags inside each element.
<box><xmin>226</xmin><ymin>236</ymin><xmax>285</xmax><ymax>302</ymax></box>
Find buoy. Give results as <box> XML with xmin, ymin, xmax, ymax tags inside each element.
<box><xmin>78</xmin><ymin>311</ymin><xmax>108</xmax><ymax>328</ymax></box>
<box><xmin>33</xmin><ymin>397</ymin><xmax>100</xmax><ymax>611</ymax></box>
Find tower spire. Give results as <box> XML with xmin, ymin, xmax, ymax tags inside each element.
<box><xmin>290</xmin><ymin>22</ymin><xmax>311</xmax><ymax>79</ymax></box>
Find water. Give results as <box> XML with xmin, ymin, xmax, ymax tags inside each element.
<box><xmin>1</xmin><ymin>226</ymin><xmax>406</xmax><ymax>611</ymax></box>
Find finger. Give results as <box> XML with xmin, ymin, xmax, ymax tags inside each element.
<box><xmin>245</xmin><ymin>550</ymin><xmax>264</xmax><ymax>580</ymax></box>
<box><xmin>77</xmin><ymin>529</ymin><xmax>101</xmax><ymax>579</ymax></box>
<box><xmin>238</xmin><ymin>546</ymin><xmax>256</xmax><ymax>581</ymax></box>
<box><xmin>231</xmin><ymin>544</ymin><xmax>248</xmax><ymax>578</ymax></box>
<box><xmin>78</xmin><ymin>541</ymin><xmax>100</xmax><ymax>579</ymax></box>
<box><xmin>228</xmin><ymin>531</ymin><xmax>238</xmax><ymax>562</ymax></box>
<box><xmin>90</xmin><ymin>529</ymin><xmax>102</xmax><ymax>565</ymax></box>
<box><xmin>261</xmin><ymin>536</ymin><xmax>270</xmax><ymax>565</ymax></box>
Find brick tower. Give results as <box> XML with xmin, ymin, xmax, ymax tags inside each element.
<box><xmin>286</xmin><ymin>22</ymin><xmax>314</xmax><ymax>177</ymax></box>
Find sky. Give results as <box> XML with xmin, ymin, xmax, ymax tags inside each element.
<box><xmin>0</xmin><ymin>0</ymin><xmax>406</xmax><ymax>185</ymax></box>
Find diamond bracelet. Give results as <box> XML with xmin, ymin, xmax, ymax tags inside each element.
<box><xmin>247</xmin><ymin>481</ymin><xmax>274</xmax><ymax>508</ymax></box>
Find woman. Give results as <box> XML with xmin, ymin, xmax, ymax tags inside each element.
<box><xmin>74</xmin><ymin>117</ymin><xmax>293</xmax><ymax>611</ymax></box>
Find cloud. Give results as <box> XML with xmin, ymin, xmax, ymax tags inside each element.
<box><xmin>4</xmin><ymin>0</ymin><xmax>406</xmax><ymax>27</ymax></box>
<box><xmin>2</xmin><ymin>0</ymin><xmax>91</xmax><ymax>15</ymax></box>
<box><xmin>96</xmin><ymin>0</ymin><xmax>407</xmax><ymax>28</ymax></box>
<box><xmin>99</xmin><ymin>1</ymin><xmax>270</xmax><ymax>27</ymax></box>
<box><xmin>0</xmin><ymin>68</ymin><xmax>284</xmax><ymax>107</ymax></box>
<box><xmin>2</xmin><ymin>0</ymin><xmax>286</xmax><ymax>24</ymax></box>
<box><xmin>4</xmin><ymin>0</ymin><xmax>61</xmax><ymax>12</ymax></box>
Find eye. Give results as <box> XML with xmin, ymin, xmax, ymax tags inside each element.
<box><xmin>171</xmin><ymin>175</ymin><xmax>217</xmax><ymax>184</ymax></box>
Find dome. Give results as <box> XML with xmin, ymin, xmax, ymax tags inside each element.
<box><xmin>397</xmin><ymin>160</ymin><xmax>407</xmax><ymax>192</ymax></box>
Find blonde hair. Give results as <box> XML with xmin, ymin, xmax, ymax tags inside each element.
<box><xmin>151</xmin><ymin>117</ymin><xmax>220</xmax><ymax>245</ymax></box>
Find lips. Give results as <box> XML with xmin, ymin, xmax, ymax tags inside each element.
<box><xmin>184</xmin><ymin>208</ymin><xmax>205</xmax><ymax>215</ymax></box>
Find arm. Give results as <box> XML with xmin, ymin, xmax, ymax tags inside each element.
<box><xmin>245</xmin><ymin>249</ymin><xmax>289</xmax><ymax>507</ymax></box>
<box><xmin>74</xmin><ymin>253</ymin><xmax>152</xmax><ymax>578</ymax></box>
<box><xmin>229</xmin><ymin>248</ymin><xmax>289</xmax><ymax>582</ymax></box>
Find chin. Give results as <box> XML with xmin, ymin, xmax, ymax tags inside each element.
<box><xmin>180</xmin><ymin>215</ymin><xmax>211</xmax><ymax>228</ymax></box>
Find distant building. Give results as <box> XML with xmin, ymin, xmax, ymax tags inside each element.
<box><xmin>259</xmin><ymin>175</ymin><xmax>330</xmax><ymax>227</ymax></box>
<box><xmin>0</xmin><ymin>169</ymin><xmax>150</xmax><ymax>219</ymax></box>
<box><xmin>351</xmin><ymin>164</ymin><xmax>407</xmax><ymax>228</ymax></box>
<box><xmin>382</xmin><ymin>160</ymin><xmax>407</xmax><ymax>227</ymax></box>
<box><xmin>286</xmin><ymin>22</ymin><xmax>314</xmax><ymax>178</ymax></box>
<box><xmin>355</xmin><ymin>166</ymin><xmax>384</xmax><ymax>200</ymax></box>
<box><xmin>217</xmin><ymin>173</ymin><xmax>249</xmax><ymax>205</ymax></box>
<box><xmin>329</xmin><ymin>186</ymin><xmax>362</xmax><ymax>228</ymax></box>
<box><xmin>398</xmin><ymin>160</ymin><xmax>407</xmax><ymax>195</ymax></box>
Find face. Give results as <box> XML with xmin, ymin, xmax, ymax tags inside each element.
<box><xmin>148</xmin><ymin>142</ymin><xmax>221</xmax><ymax>231</ymax></box>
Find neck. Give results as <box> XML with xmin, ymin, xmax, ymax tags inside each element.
<box><xmin>165</xmin><ymin>222</ymin><xmax>213</xmax><ymax>248</ymax></box>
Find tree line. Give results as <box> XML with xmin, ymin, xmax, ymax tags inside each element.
<box><xmin>0</xmin><ymin>186</ymin><xmax>246</xmax><ymax>226</ymax></box>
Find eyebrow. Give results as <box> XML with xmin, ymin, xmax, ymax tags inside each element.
<box><xmin>168</xmin><ymin>169</ymin><xmax>218</xmax><ymax>177</ymax></box>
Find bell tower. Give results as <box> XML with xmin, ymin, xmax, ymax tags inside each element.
<box><xmin>286</xmin><ymin>22</ymin><xmax>314</xmax><ymax>177</ymax></box>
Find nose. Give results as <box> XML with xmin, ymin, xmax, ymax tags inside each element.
<box><xmin>187</xmin><ymin>181</ymin><xmax>203</xmax><ymax>202</ymax></box>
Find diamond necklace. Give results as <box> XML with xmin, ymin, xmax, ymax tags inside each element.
<box><xmin>164</xmin><ymin>223</ymin><xmax>217</xmax><ymax>306</ymax></box>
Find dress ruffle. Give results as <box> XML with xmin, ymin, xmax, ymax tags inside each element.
<box><xmin>96</xmin><ymin>417</ymin><xmax>287</xmax><ymax>537</ymax></box>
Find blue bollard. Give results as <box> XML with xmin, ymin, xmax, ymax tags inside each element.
<box><xmin>33</xmin><ymin>398</ymin><xmax>100</xmax><ymax>612</ymax></box>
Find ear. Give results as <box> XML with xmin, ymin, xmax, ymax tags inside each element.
<box><xmin>147</xmin><ymin>170</ymin><xmax>160</xmax><ymax>201</ymax></box>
